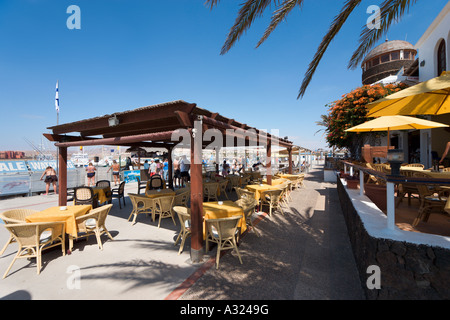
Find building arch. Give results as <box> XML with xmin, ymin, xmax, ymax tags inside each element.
<box><xmin>436</xmin><ymin>38</ymin><xmax>447</xmax><ymax>76</ymax></box>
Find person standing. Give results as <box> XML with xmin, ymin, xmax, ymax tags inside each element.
<box><xmin>180</xmin><ymin>155</ymin><xmax>190</xmax><ymax>186</ymax></box>
<box><xmin>86</xmin><ymin>162</ymin><xmax>97</xmax><ymax>186</ymax></box>
<box><xmin>163</xmin><ymin>158</ymin><xmax>169</xmax><ymax>181</ymax></box>
<box><xmin>107</xmin><ymin>160</ymin><xmax>121</xmax><ymax>186</ymax></box>
<box><xmin>40</xmin><ymin>166</ymin><xmax>58</xmax><ymax>195</ymax></box>
<box><xmin>149</xmin><ymin>159</ymin><xmax>157</xmax><ymax>177</ymax></box>
<box><xmin>173</xmin><ymin>157</ymin><xmax>181</xmax><ymax>188</ymax></box>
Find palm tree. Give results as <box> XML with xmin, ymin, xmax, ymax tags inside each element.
<box><xmin>206</xmin><ymin>0</ymin><xmax>417</xmax><ymax>99</ymax></box>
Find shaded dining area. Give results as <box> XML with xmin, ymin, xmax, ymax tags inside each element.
<box><xmin>43</xmin><ymin>100</ymin><xmax>296</xmax><ymax>264</ymax></box>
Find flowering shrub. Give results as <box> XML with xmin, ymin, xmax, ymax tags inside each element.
<box><xmin>325</xmin><ymin>83</ymin><xmax>407</xmax><ymax>152</ymax></box>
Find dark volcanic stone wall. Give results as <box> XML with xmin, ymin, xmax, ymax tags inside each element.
<box><xmin>337</xmin><ymin>178</ymin><xmax>450</xmax><ymax>299</ymax></box>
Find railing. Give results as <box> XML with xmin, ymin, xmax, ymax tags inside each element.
<box><xmin>340</xmin><ymin>160</ymin><xmax>450</xmax><ymax>231</ymax></box>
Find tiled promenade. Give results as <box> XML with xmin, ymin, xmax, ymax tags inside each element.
<box><xmin>0</xmin><ymin>163</ymin><xmax>365</xmax><ymax>300</ymax></box>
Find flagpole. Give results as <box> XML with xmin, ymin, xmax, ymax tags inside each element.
<box><xmin>56</xmin><ymin>81</ymin><xmax>60</xmax><ymax>177</ymax></box>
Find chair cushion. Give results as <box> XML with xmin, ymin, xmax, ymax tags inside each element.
<box><xmin>39</xmin><ymin>230</ymin><xmax>52</xmax><ymax>243</ymax></box>
<box><xmin>85</xmin><ymin>218</ymin><xmax>97</xmax><ymax>227</ymax></box>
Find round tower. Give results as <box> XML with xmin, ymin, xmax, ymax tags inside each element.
<box><xmin>362</xmin><ymin>40</ymin><xmax>417</xmax><ymax>85</ymax></box>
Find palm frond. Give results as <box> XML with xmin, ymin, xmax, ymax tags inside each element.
<box><xmin>256</xmin><ymin>0</ymin><xmax>304</xmax><ymax>48</ymax></box>
<box><xmin>298</xmin><ymin>0</ymin><xmax>362</xmax><ymax>99</ymax></box>
<box><xmin>348</xmin><ymin>0</ymin><xmax>417</xmax><ymax>69</ymax></box>
<box><xmin>220</xmin><ymin>0</ymin><xmax>275</xmax><ymax>55</ymax></box>
<box><xmin>204</xmin><ymin>0</ymin><xmax>222</xmax><ymax>10</ymax></box>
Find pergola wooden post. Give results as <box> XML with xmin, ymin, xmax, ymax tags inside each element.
<box><xmin>266</xmin><ymin>139</ymin><xmax>272</xmax><ymax>185</ymax></box>
<box><xmin>288</xmin><ymin>147</ymin><xmax>293</xmax><ymax>174</ymax></box>
<box><xmin>58</xmin><ymin>146</ymin><xmax>68</xmax><ymax>206</ymax></box>
<box><xmin>190</xmin><ymin>132</ymin><xmax>204</xmax><ymax>263</ymax></box>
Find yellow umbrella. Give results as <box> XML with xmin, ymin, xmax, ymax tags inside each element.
<box><xmin>345</xmin><ymin>115</ymin><xmax>448</xmax><ymax>148</ymax></box>
<box><xmin>366</xmin><ymin>71</ymin><xmax>450</xmax><ymax>117</ymax></box>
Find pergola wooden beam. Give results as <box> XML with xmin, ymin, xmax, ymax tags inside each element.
<box><xmin>46</xmin><ymin>100</ymin><xmax>294</xmax><ymax>265</ymax></box>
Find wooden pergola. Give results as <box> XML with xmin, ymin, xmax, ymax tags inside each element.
<box><xmin>44</xmin><ymin>100</ymin><xmax>294</xmax><ymax>262</ymax></box>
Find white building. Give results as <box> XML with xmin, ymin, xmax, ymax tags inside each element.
<box><xmin>413</xmin><ymin>2</ymin><xmax>449</xmax><ymax>168</ymax></box>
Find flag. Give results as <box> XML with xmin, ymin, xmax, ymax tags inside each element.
<box><xmin>55</xmin><ymin>81</ymin><xmax>60</xmax><ymax>112</ymax></box>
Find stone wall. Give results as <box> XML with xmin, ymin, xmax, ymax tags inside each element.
<box><xmin>337</xmin><ymin>178</ymin><xmax>450</xmax><ymax>299</ymax></box>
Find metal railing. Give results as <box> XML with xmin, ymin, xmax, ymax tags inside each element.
<box><xmin>339</xmin><ymin>160</ymin><xmax>450</xmax><ymax>231</ymax></box>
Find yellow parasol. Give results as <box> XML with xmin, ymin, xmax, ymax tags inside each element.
<box><xmin>345</xmin><ymin>115</ymin><xmax>448</xmax><ymax>148</ymax></box>
<box><xmin>366</xmin><ymin>71</ymin><xmax>450</xmax><ymax>117</ymax></box>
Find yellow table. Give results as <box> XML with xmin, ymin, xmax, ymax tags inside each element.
<box><xmin>145</xmin><ymin>188</ymin><xmax>175</xmax><ymax>198</ymax></box>
<box><xmin>246</xmin><ymin>184</ymin><xmax>281</xmax><ymax>202</ymax></box>
<box><xmin>262</xmin><ymin>179</ymin><xmax>285</xmax><ymax>186</ymax></box>
<box><xmin>279</xmin><ymin>174</ymin><xmax>303</xmax><ymax>180</ymax></box>
<box><xmin>202</xmin><ymin>201</ymin><xmax>246</xmax><ymax>239</ymax></box>
<box><xmin>92</xmin><ymin>186</ymin><xmax>111</xmax><ymax>204</ymax></box>
<box><xmin>26</xmin><ymin>205</ymin><xmax>92</xmax><ymax>237</ymax></box>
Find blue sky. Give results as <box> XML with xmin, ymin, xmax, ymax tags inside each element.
<box><xmin>0</xmin><ymin>0</ymin><xmax>448</xmax><ymax>152</ymax></box>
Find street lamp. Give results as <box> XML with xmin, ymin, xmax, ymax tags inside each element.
<box><xmin>387</xmin><ymin>149</ymin><xmax>404</xmax><ymax>177</ymax></box>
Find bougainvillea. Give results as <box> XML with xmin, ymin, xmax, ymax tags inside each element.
<box><xmin>325</xmin><ymin>83</ymin><xmax>408</xmax><ymax>151</ymax></box>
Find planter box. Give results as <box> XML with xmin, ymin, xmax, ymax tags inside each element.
<box><xmin>364</xmin><ymin>183</ymin><xmax>387</xmax><ymax>211</ymax></box>
<box><xmin>346</xmin><ymin>178</ymin><xmax>358</xmax><ymax>189</ymax></box>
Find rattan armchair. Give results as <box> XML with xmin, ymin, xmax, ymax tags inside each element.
<box><xmin>260</xmin><ymin>189</ymin><xmax>284</xmax><ymax>216</ymax></box>
<box><xmin>205</xmin><ymin>216</ymin><xmax>243</xmax><ymax>269</ymax></box>
<box><xmin>173</xmin><ymin>206</ymin><xmax>191</xmax><ymax>255</ymax></box>
<box><xmin>226</xmin><ymin>175</ymin><xmax>241</xmax><ymax>192</ymax></box>
<box><xmin>235</xmin><ymin>187</ymin><xmax>256</xmax><ymax>201</ymax></box>
<box><xmin>74</xmin><ymin>187</ymin><xmax>99</xmax><ymax>208</ymax></box>
<box><xmin>127</xmin><ymin>193</ymin><xmax>156</xmax><ymax>224</ymax></box>
<box><xmin>148</xmin><ymin>174</ymin><xmax>164</xmax><ymax>190</ymax></box>
<box><xmin>71</xmin><ymin>204</ymin><xmax>114</xmax><ymax>251</ymax></box>
<box><xmin>2</xmin><ymin>221</ymin><xmax>65</xmax><ymax>279</ymax></box>
<box><xmin>203</xmin><ymin>182</ymin><xmax>219</xmax><ymax>202</ymax></box>
<box><xmin>235</xmin><ymin>198</ymin><xmax>259</xmax><ymax>236</ymax></box>
<box><xmin>218</xmin><ymin>179</ymin><xmax>229</xmax><ymax>199</ymax></box>
<box><xmin>413</xmin><ymin>175</ymin><xmax>447</xmax><ymax>227</ymax></box>
<box><xmin>154</xmin><ymin>195</ymin><xmax>176</xmax><ymax>228</ymax></box>
<box><xmin>0</xmin><ymin>209</ymin><xmax>39</xmax><ymax>256</ymax></box>
<box><xmin>174</xmin><ymin>188</ymin><xmax>190</xmax><ymax>207</ymax></box>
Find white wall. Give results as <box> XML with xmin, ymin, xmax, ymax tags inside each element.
<box><xmin>415</xmin><ymin>2</ymin><xmax>450</xmax><ymax>81</ymax></box>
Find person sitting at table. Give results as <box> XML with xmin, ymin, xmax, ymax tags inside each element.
<box><xmin>439</xmin><ymin>142</ymin><xmax>450</xmax><ymax>164</ymax></box>
<box><xmin>40</xmin><ymin>166</ymin><xmax>58</xmax><ymax>196</ymax></box>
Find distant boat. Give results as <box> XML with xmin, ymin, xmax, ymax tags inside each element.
<box><xmin>71</xmin><ymin>151</ymin><xmax>89</xmax><ymax>167</ymax></box>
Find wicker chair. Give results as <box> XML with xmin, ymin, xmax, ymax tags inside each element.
<box><xmin>235</xmin><ymin>198</ymin><xmax>259</xmax><ymax>236</ymax></box>
<box><xmin>403</xmin><ymin>163</ymin><xmax>425</xmax><ymax>169</ymax></box>
<box><xmin>136</xmin><ymin>177</ymin><xmax>147</xmax><ymax>195</ymax></box>
<box><xmin>412</xmin><ymin>172</ymin><xmax>447</xmax><ymax>227</ymax></box>
<box><xmin>174</xmin><ymin>188</ymin><xmax>190</xmax><ymax>207</ymax></box>
<box><xmin>70</xmin><ymin>204</ymin><xmax>114</xmax><ymax>251</ymax></box>
<box><xmin>154</xmin><ymin>195</ymin><xmax>176</xmax><ymax>228</ymax></box>
<box><xmin>218</xmin><ymin>179</ymin><xmax>229</xmax><ymax>199</ymax></box>
<box><xmin>96</xmin><ymin>180</ymin><xmax>112</xmax><ymax>202</ymax></box>
<box><xmin>235</xmin><ymin>187</ymin><xmax>256</xmax><ymax>201</ymax></box>
<box><xmin>203</xmin><ymin>183</ymin><xmax>219</xmax><ymax>202</ymax></box>
<box><xmin>227</xmin><ymin>175</ymin><xmax>241</xmax><ymax>192</ymax></box>
<box><xmin>74</xmin><ymin>187</ymin><xmax>99</xmax><ymax>208</ymax></box>
<box><xmin>173</xmin><ymin>206</ymin><xmax>191</xmax><ymax>255</ymax></box>
<box><xmin>0</xmin><ymin>209</ymin><xmax>39</xmax><ymax>256</ymax></box>
<box><xmin>205</xmin><ymin>216</ymin><xmax>243</xmax><ymax>269</ymax></box>
<box><xmin>260</xmin><ymin>189</ymin><xmax>284</xmax><ymax>216</ymax></box>
<box><xmin>148</xmin><ymin>174</ymin><xmax>164</xmax><ymax>190</ymax></box>
<box><xmin>2</xmin><ymin>221</ymin><xmax>65</xmax><ymax>279</ymax></box>
<box><xmin>127</xmin><ymin>193</ymin><xmax>155</xmax><ymax>224</ymax></box>
<box><xmin>111</xmin><ymin>181</ymin><xmax>126</xmax><ymax>209</ymax></box>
